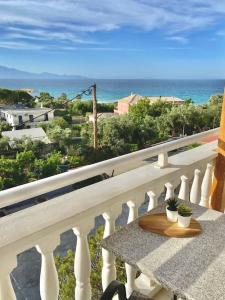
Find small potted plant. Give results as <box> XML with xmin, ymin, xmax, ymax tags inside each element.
<box><xmin>178</xmin><ymin>204</ymin><xmax>192</xmax><ymax>228</ymax></box>
<box><xmin>166</xmin><ymin>198</ymin><xmax>179</xmax><ymax>222</ymax></box>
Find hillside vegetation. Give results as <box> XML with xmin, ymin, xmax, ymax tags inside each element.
<box><xmin>0</xmin><ymin>88</ymin><xmax>34</xmax><ymax>107</ymax></box>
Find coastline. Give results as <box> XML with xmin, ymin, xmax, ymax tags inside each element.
<box><xmin>0</xmin><ymin>78</ymin><xmax>224</xmax><ymax>104</ymax></box>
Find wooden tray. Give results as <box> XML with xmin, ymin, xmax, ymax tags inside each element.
<box><xmin>139</xmin><ymin>213</ymin><xmax>202</xmax><ymax>238</ymax></box>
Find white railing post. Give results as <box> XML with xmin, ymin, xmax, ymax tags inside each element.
<box><xmin>0</xmin><ymin>254</ymin><xmax>17</xmax><ymax>300</ymax></box>
<box><xmin>125</xmin><ymin>199</ymin><xmax>139</xmax><ymax>297</ymax></box>
<box><xmin>190</xmin><ymin>169</ymin><xmax>201</xmax><ymax>204</ymax></box>
<box><xmin>200</xmin><ymin>163</ymin><xmax>214</xmax><ymax>207</ymax></box>
<box><xmin>147</xmin><ymin>191</ymin><xmax>158</xmax><ymax>211</ymax></box>
<box><xmin>157</xmin><ymin>152</ymin><xmax>168</xmax><ymax>168</ymax></box>
<box><xmin>165</xmin><ymin>182</ymin><xmax>174</xmax><ymax>200</ymax></box>
<box><xmin>36</xmin><ymin>235</ymin><xmax>60</xmax><ymax>300</ymax></box>
<box><xmin>178</xmin><ymin>175</ymin><xmax>190</xmax><ymax>201</ymax></box>
<box><xmin>73</xmin><ymin>220</ymin><xmax>93</xmax><ymax>300</ymax></box>
<box><xmin>102</xmin><ymin>205</ymin><xmax>121</xmax><ymax>291</ymax></box>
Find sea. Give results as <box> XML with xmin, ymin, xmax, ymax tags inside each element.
<box><xmin>0</xmin><ymin>79</ymin><xmax>225</xmax><ymax>104</ymax></box>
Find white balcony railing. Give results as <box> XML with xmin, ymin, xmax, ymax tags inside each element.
<box><xmin>0</xmin><ymin>128</ymin><xmax>219</xmax><ymax>300</ymax></box>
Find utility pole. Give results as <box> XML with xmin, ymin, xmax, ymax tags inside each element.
<box><xmin>92</xmin><ymin>83</ymin><xmax>98</xmax><ymax>149</ymax></box>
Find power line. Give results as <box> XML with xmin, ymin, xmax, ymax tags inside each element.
<box><xmin>16</xmin><ymin>84</ymin><xmax>94</xmax><ymax>129</ymax></box>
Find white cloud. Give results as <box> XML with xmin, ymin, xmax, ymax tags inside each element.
<box><xmin>0</xmin><ymin>0</ymin><xmax>224</xmax><ymax>50</ymax></box>
<box><xmin>166</xmin><ymin>36</ymin><xmax>189</xmax><ymax>44</ymax></box>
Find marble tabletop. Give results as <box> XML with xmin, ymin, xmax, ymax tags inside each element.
<box><xmin>102</xmin><ymin>202</ymin><xmax>225</xmax><ymax>300</ymax></box>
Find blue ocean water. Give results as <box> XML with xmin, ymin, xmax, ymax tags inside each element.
<box><xmin>0</xmin><ymin>79</ymin><xmax>224</xmax><ymax>104</ymax></box>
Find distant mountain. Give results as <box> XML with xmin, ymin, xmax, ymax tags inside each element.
<box><xmin>0</xmin><ymin>65</ymin><xmax>88</xmax><ymax>79</ymax></box>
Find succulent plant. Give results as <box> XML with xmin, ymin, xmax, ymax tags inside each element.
<box><xmin>178</xmin><ymin>204</ymin><xmax>192</xmax><ymax>217</ymax></box>
<box><xmin>166</xmin><ymin>197</ymin><xmax>179</xmax><ymax>211</ymax></box>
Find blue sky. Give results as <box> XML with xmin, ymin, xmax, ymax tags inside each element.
<box><xmin>0</xmin><ymin>0</ymin><xmax>225</xmax><ymax>78</ymax></box>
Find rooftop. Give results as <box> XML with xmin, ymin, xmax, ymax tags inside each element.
<box><xmin>0</xmin><ymin>107</ymin><xmax>51</xmax><ymax>114</ymax></box>
<box><xmin>117</xmin><ymin>93</ymin><xmax>143</xmax><ymax>104</ymax></box>
<box><xmin>117</xmin><ymin>94</ymin><xmax>184</xmax><ymax>104</ymax></box>
<box><xmin>2</xmin><ymin>127</ymin><xmax>51</xmax><ymax>144</ymax></box>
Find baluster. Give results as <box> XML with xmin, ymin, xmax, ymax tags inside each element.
<box><xmin>0</xmin><ymin>254</ymin><xmax>17</xmax><ymax>300</ymax></box>
<box><xmin>178</xmin><ymin>175</ymin><xmax>189</xmax><ymax>201</ymax></box>
<box><xmin>200</xmin><ymin>163</ymin><xmax>213</xmax><ymax>207</ymax></box>
<box><xmin>36</xmin><ymin>235</ymin><xmax>60</xmax><ymax>300</ymax></box>
<box><xmin>73</xmin><ymin>220</ymin><xmax>93</xmax><ymax>300</ymax></box>
<box><xmin>125</xmin><ymin>200</ymin><xmax>138</xmax><ymax>297</ymax></box>
<box><xmin>165</xmin><ymin>182</ymin><xmax>174</xmax><ymax>200</ymax></box>
<box><xmin>102</xmin><ymin>205</ymin><xmax>121</xmax><ymax>291</ymax></box>
<box><xmin>190</xmin><ymin>169</ymin><xmax>201</xmax><ymax>204</ymax></box>
<box><xmin>147</xmin><ymin>191</ymin><xmax>158</xmax><ymax>211</ymax></box>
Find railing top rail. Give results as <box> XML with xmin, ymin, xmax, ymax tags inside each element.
<box><xmin>0</xmin><ymin>142</ymin><xmax>217</xmax><ymax>252</ymax></box>
<box><xmin>0</xmin><ymin>128</ymin><xmax>219</xmax><ymax>208</ymax></box>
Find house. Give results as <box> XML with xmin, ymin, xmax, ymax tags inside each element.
<box><xmin>0</xmin><ymin>106</ymin><xmax>54</xmax><ymax>130</ymax></box>
<box><xmin>114</xmin><ymin>93</ymin><xmax>143</xmax><ymax>115</ymax></box>
<box><xmin>114</xmin><ymin>93</ymin><xmax>184</xmax><ymax>115</ymax></box>
<box><xmin>2</xmin><ymin>127</ymin><xmax>51</xmax><ymax>145</ymax></box>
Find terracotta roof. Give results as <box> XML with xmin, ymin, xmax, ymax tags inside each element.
<box><xmin>117</xmin><ymin>94</ymin><xmax>184</xmax><ymax>104</ymax></box>
<box><xmin>117</xmin><ymin>94</ymin><xmax>143</xmax><ymax>104</ymax></box>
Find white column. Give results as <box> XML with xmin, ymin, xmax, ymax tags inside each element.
<box><xmin>178</xmin><ymin>175</ymin><xmax>189</xmax><ymax>201</ymax></box>
<box><xmin>73</xmin><ymin>220</ymin><xmax>93</xmax><ymax>300</ymax></box>
<box><xmin>125</xmin><ymin>200</ymin><xmax>138</xmax><ymax>297</ymax></box>
<box><xmin>102</xmin><ymin>205</ymin><xmax>121</xmax><ymax>291</ymax></box>
<box><xmin>190</xmin><ymin>169</ymin><xmax>201</xmax><ymax>204</ymax></box>
<box><xmin>157</xmin><ymin>152</ymin><xmax>168</xmax><ymax>168</ymax></box>
<box><xmin>0</xmin><ymin>254</ymin><xmax>17</xmax><ymax>300</ymax></box>
<box><xmin>200</xmin><ymin>163</ymin><xmax>213</xmax><ymax>207</ymax></box>
<box><xmin>165</xmin><ymin>182</ymin><xmax>174</xmax><ymax>200</ymax></box>
<box><xmin>36</xmin><ymin>235</ymin><xmax>60</xmax><ymax>300</ymax></box>
<box><xmin>147</xmin><ymin>191</ymin><xmax>158</xmax><ymax>211</ymax></box>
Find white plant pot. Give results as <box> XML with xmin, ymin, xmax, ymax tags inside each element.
<box><xmin>166</xmin><ymin>207</ymin><xmax>178</xmax><ymax>222</ymax></box>
<box><xmin>178</xmin><ymin>214</ymin><xmax>192</xmax><ymax>228</ymax></box>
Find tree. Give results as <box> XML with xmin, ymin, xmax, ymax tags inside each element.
<box><xmin>49</xmin><ymin>117</ymin><xmax>69</xmax><ymax>129</ymax></box>
<box><xmin>209</xmin><ymin>94</ymin><xmax>223</xmax><ymax>106</ymax></box>
<box><xmin>0</xmin><ymin>157</ymin><xmax>26</xmax><ymax>189</ymax></box>
<box><xmin>0</xmin><ymin>177</ymin><xmax>3</xmax><ymax>191</ymax></box>
<box><xmin>38</xmin><ymin>92</ymin><xmax>55</xmax><ymax>108</ymax></box>
<box><xmin>0</xmin><ymin>120</ymin><xmax>12</xmax><ymax>133</ymax></box>
<box><xmin>0</xmin><ymin>136</ymin><xmax>10</xmax><ymax>151</ymax></box>
<box><xmin>129</xmin><ymin>99</ymin><xmax>172</xmax><ymax>120</ymax></box>
<box><xmin>57</xmin><ymin>93</ymin><xmax>68</xmax><ymax>103</ymax></box>
<box><xmin>34</xmin><ymin>152</ymin><xmax>62</xmax><ymax>179</ymax></box>
<box><xmin>81</xmin><ymin>114</ymin><xmax>158</xmax><ymax>156</ymax></box>
<box><xmin>69</xmin><ymin>100</ymin><xmax>115</xmax><ymax>116</ymax></box>
<box><xmin>0</xmin><ymin>88</ymin><xmax>34</xmax><ymax>107</ymax></box>
<box><xmin>47</xmin><ymin>126</ymin><xmax>72</xmax><ymax>148</ymax></box>
<box><xmin>156</xmin><ymin>104</ymin><xmax>205</xmax><ymax>137</ymax></box>
<box><xmin>70</xmin><ymin>100</ymin><xmax>93</xmax><ymax>116</ymax></box>
<box><xmin>12</xmin><ymin>138</ymin><xmax>47</xmax><ymax>157</ymax></box>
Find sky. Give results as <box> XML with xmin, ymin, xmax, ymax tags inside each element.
<box><xmin>0</xmin><ymin>0</ymin><xmax>225</xmax><ymax>79</ymax></box>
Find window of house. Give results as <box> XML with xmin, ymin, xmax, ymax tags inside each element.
<box><xmin>29</xmin><ymin>115</ymin><xmax>34</xmax><ymax>122</ymax></box>
<box><xmin>44</xmin><ymin>113</ymin><xmax>48</xmax><ymax>121</ymax></box>
<box><xmin>18</xmin><ymin>115</ymin><xmax>23</xmax><ymax>124</ymax></box>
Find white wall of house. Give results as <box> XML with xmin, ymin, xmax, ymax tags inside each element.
<box><xmin>0</xmin><ymin>108</ymin><xmax>54</xmax><ymax>129</ymax></box>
